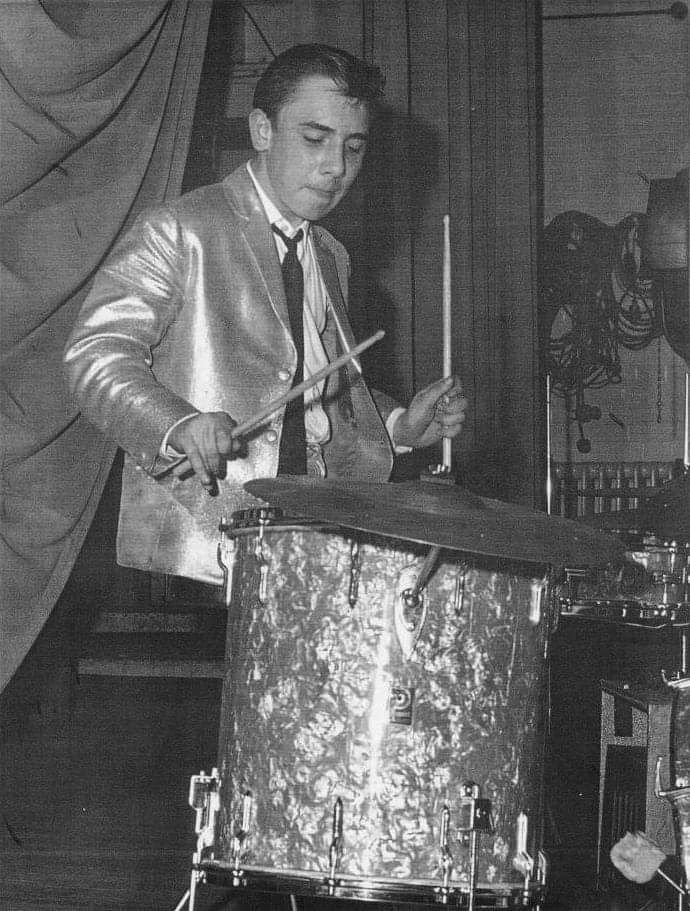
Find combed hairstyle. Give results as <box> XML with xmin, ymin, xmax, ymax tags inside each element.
<box><xmin>253</xmin><ymin>44</ymin><xmax>385</xmax><ymax>121</ymax></box>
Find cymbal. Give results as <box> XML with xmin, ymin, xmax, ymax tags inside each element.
<box><xmin>244</xmin><ymin>478</ymin><xmax>626</xmax><ymax>568</ymax></box>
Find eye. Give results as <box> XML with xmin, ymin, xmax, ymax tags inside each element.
<box><xmin>304</xmin><ymin>133</ymin><xmax>325</xmax><ymax>145</ymax></box>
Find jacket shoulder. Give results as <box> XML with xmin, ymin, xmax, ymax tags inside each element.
<box><xmin>136</xmin><ymin>166</ymin><xmax>252</xmax><ymax>232</ymax></box>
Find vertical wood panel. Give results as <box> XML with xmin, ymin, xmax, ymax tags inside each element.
<box><xmin>408</xmin><ymin>0</ymin><xmax>452</xmax><ymax>393</ymax></box>
<box><xmin>446</xmin><ymin>0</ymin><xmax>543</xmax><ymax>502</ymax></box>
<box><xmin>334</xmin><ymin>0</ymin><xmax>416</xmax><ymax>401</ymax></box>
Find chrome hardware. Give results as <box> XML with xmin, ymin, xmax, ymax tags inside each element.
<box><xmin>324</xmin><ymin>797</ymin><xmax>343</xmax><ymax>896</ymax></box>
<box><xmin>187</xmin><ymin>768</ymin><xmax>221</xmax><ymax>910</ymax></box>
<box><xmin>563</xmin><ymin>566</ymin><xmax>589</xmax><ymax>599</ymax></box>
<box><xmin>456</xmin><ymin>782</ymin><xmax>494</xmax><ymax>911</ymax></box>
<box><xmin>458</xmin><ymin>781</ymin><xmax>494</xmax><ymax>836</ymax></box>
<box><xmin>188</xmin><ymin>768</ymin><xmax>220</xmax><ymax>858</ymax></box>
<box><xmin>253</xmin><ymin>510</ymin><xmax>272</xmax><ymax>604</ymax></box>
<box><xmin>395</xmin><ymin>546</ymin><xmax>441</xmax><ymax>659</ymax></box>
<box><xmin>230</xmin><ymin>506</ymin><xmax>283</xmax><ymax>529</ymax></box>
<box><xmin>217</xmin><ymin>516</ymin><xmax>236</xmax><ymax>607</ymax></box>
<box><xmin>513</xmin><ymin>811</ymin><xmax>536</xmax><ymax>906</ymax></box>
<box><xmin>434</xmin><ymin>804</ymin><xmax>455</xmax><ymax>905</ymax></box>
<box><xmin>348</xmin><ymin>538</ymin><xmax>361</xmax><ymax>608</ymax></box>
<box><xmin>452</xmin><ymin>565</ymin><xmax>467</xmax><ymax>618</ymax></box>
<box><xmin>230</xmin><ymin>791</ymin><xmax>253</xmax><ymax>888</ymax></box>
<box><xmin>395</xmin><ymin>566</ymin><xmax>428</xmax><ymax>660</ymax></box>
<box><xmin>529</xmin><ymin>576</ymin><xmax>549</xmax><ymax>626</ymax></box>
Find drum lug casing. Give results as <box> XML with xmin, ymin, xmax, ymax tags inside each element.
<box><xmin>188</xmin><ymin>768</ymin><xmax>220</xmax><ymax>861</ymax></box>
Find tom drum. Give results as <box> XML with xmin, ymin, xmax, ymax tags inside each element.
<box><xmin>194</xmin><ymin>512</ymin><xmax>555</xmax><ymax>907</ymax></box>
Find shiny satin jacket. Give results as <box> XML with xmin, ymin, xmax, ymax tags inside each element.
<box><xmin>65</xmin><ymin>165</ymin><xmax>393</xmax><ymax>583</ymax></box>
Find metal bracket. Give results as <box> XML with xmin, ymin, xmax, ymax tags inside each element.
<box><xmin>230</xmin><ymin>791</ymin><xmax>253</xmax><ymax>888</ymax></box>
<box><xmin>324</xmin><ymin>797</ymin><xmax>343</xmax><ymax>896</ymax></box>
<box><xmin>395</xmin><ymin>545</ymin><xmax>441</xmax><ymax>659</ymax></box>
<box><xmin>348</xmin><ymin>538</ymin><xmax>361</xmax><ymax>608</ymax></box>
<box><xmin>217</xmin><ymin>516</ymin><xmax>236</xmax><ymax>607</ymax></box>
<box><xmin>434</xmin><ymin>805</ymin><xmax>455</xmax><ymax>905</ymax></box>
<box><xmin>188</xmin><ymin>768</ymin><xmax>220</xmax><ymax>859</ymax></box>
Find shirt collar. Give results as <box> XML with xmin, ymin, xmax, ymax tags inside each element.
<box><xmin>246</xmin><ymin>161</ymin><xmax>310</xmax><ymax>241</ymax></box>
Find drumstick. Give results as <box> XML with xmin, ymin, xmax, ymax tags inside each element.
<box><xmin>155</xmin><ymin>329</ymin><xmax>385</xmax><ymax>481</ymax></box>
<box><xmin>441</xmin><ymin>214</ymin><xmax>452</xmax><ymax>470</ymax></box>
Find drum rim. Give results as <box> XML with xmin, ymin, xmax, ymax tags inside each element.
<box><xmin>197</xmin><ymin>859</ymin><xmax>546</xmax><ymax>899</ymax></box>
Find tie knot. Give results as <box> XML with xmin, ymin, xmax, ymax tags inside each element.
<box><xmin>272</xmin><ymin>224</ymin><xmax>303</xmax><ymax>254</ymax></box>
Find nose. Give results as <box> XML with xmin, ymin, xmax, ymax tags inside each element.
<box><xmin>320</xmin><ymin>142</ymin><xmax>346</xmax><ymax>179</ymax></box>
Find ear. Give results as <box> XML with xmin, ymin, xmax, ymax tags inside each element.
<box><xmin>249</xmin><ymin>108</ymin><xmax>272</xmax><ymax>152</ymax></box>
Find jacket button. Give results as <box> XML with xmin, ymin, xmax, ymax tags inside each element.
<box><xmin>265</xmin><ymin>429</ymin><xmax>278</xmax><ymax>443</ymax></box>
<box><xmin>277</xmin><ymin>368</ymin><xmax>291</xmax><ymax>382</ymax></box>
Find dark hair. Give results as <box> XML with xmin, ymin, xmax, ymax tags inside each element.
<box><xmin>253</xmin><ymin>44</ymin><xmax>385</xmax><ymax>121</ymax></box>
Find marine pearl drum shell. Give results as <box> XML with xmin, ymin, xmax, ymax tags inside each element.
<box><xmin>210</xmin><ymin>521</ymin><xmax>554</xmax><ymax>903</ymax></box>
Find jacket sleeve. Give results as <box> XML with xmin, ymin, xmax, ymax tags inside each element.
<box><xmin>63</xmin><ymin>208</ymin><xmax>198</xmax><ymax>474</ymax></box>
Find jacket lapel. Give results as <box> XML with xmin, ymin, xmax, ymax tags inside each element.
<box><xmin>221</xmin><ymin>167</ymin><xmax>292</xmax><ymax>337</ymax></box>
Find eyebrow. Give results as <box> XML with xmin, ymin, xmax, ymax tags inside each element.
<box><xmin>299</xmin><ymin>120</ymin><xmax>368</xmax><ymax>141</ymax></box>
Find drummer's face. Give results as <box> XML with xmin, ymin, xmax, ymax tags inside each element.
<box><xmin>249</xmin><ymin>76</ymin><xmax>370</xmax><ymax>227</ymax></box>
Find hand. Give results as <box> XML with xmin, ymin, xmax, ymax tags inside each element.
<box><xmin>168</xmin><ymin>412</ymin><xmax>240</xmax><ymax>491</ymax></box>
<box><xmin>392</xmin><ymin>376</ymin><xmax>467</xmax><ymax>449</ymax></box>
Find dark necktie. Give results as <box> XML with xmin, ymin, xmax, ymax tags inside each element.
<box><xmin>272</xmin><ymin>224</ymin><xmax>307</xmax><ymax>475</ymax></box>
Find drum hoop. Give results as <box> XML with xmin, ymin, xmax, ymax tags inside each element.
<box><xmin>560</xmin><ymin>597</ymin><xmax>690</xmax><ymax>626</ymax></box>
<box><xmin>228</xmin><ymin>520</ymin><xmax>340</xmax><ymax>538</ymax></box>
<box><xmin>198</xmin><ymin>861</ymin><xmax>546</xmax><ymax>905</ymax></box>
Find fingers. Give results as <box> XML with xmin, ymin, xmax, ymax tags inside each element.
<box><xmin>172</xmin><ymin>412</ymin><xmax>238</xmax><ymax>490</ymax></box>
<box><xmin>433</xmin><ymin>379</ymin><xmax>468</xmax><ymax>439</ymax></box>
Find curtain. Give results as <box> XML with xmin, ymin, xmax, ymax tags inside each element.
<box><xmin>0</xmin><ymin>0</ymin><xmax>213</xmax><ymax>692</ymax></box>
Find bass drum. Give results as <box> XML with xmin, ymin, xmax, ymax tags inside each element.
<box><xmin>205</xmin><ymin>516</ymin><xmax>554</xmax><ymax>906</ymax></box>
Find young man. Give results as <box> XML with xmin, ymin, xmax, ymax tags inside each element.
<box><xmin>64</xmin><ymin>44</ymin><xmax>466</xmax><ymax>583</ymax></box>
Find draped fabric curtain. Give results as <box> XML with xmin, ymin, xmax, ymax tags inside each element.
<box><xmin>0</xmin><ymin>0</ymin><xmax>213</xmax><ymax>691</ymax></box>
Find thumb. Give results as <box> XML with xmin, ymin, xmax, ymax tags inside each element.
<box><xmin>216</xmin><ymin>426</ymin><xmax>236</xmax><ymax>455</ymax></box>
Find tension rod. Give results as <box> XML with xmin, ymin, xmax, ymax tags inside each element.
<box><xmin>404</xmin><ymin>545</ymin><xmax>443</xmax><ymax>606</ymax></box>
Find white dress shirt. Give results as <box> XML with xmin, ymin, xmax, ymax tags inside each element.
<box><xmin>161</xmin><ymin>162</ymin><xmax>406</xmax><ymax>459</ymax></box>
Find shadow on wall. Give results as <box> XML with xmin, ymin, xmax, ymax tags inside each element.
<box><xmin>324</xmin><ymin>104</ymin><xmax>442</xmax><ymax>401</ymax></box>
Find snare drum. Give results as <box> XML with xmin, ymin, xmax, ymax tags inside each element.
<box><xmin>559</xmin><ymin>533</ymin><xmax>690</xmax><ymax>625</ymax></box>
<box><xmin>625</xmin><ymin>535</ymin><xmax>690</xmax><ymax>605</ymax></box>
<box><xmin>198</xmin><ymin>514</ymin><xmax>553</xmax><ymax>906</ymax></box>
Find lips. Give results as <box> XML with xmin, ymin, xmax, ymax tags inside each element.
<box><xmin>309</xmin><ymin>186</ymin><xmax>338</xmax><ymax>199</ymax></box>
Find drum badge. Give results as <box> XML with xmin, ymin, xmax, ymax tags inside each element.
<box><xmin>389</xmin><ymin>686</ymin><xmax>415</xmax><ymax>725</ymax></box>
